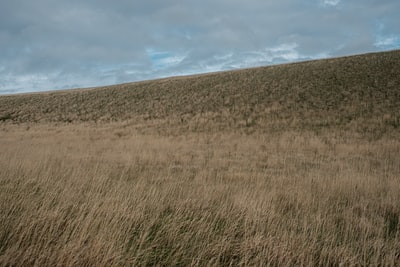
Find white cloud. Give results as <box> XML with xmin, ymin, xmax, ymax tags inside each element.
<box><xmin>375</xmin><ymin>35</ymin><xmax>400</xmax><ymax>49</ymax></box>
<box><xmin>188</xmin><ymin>43</ymin><xmax>328</xmax><ymax>73</ymax></box>
<box><xmin>270</xmin><ymin>43</ymin><xmax>300</xmax><ymax>61</ymax></box>
<box><xmin>146</xmin><ymin>49</ymin><xmax>186</xmax><ymax>70</ymax></box>
<box><xmin>322</xmin><ymin>0</ymin><xmax>341</xmax><ymax>6</ymax></box>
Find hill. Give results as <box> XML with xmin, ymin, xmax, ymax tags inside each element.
<box><xmin>1</xmin><ymin>50</ymin><xmax>400</xmax><ymax>266</ymax></box>
<box><xmin>1</xmin><ymin>50</ymin><xmax>400</xmax><ymax>137</ymax></box>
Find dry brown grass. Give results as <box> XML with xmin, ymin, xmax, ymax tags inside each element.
<box><xmin>1</xmin><ymin>50</ymin><xmax>400</xmax><ymax>266</ymax></box>
<box><xmin>1</xmin><ymin>50</ymin><xmax>399</xmax><ymax>138</ymax></box>
<box><xmin>1</xmin><ymin>123</ymin><xmax>400</xmax><ymax>266</ymax></box>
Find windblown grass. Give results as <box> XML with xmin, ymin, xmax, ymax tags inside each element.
<box><xmin>1</xmin><ymin>50</ymin><xmax>400</xmax><ymax>266</ymax></box>
<box><xmin>1</xmin><ymin>124</ymin><xmax>399</xmax><ymax>266</ymax></box>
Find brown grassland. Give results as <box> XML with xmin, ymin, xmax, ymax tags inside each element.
<box><xmin>1</xmin><ymin>50</ymin><xmax>400</xmax><ymax>266</ymax></box>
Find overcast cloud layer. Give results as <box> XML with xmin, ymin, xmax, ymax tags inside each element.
<box><xmin>1</xmin><ymin>0</ymin><xmax>399</xmax><ymax>94</ymax></box>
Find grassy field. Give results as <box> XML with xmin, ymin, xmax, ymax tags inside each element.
<box><xmin>1</xmin><ymin>50</ymin><xmax>400</xmax><ymax>266</ymax></box>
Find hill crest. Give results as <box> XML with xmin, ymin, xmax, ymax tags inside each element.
<box><xmin>1</xmin><ymin>50</ymin><xmax>399</xmax><ymax>137</ymax></box>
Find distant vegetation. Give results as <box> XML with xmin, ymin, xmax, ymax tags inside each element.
<box><xmin>1</xmin><ymin>50</ymin><xmax>400</xmax><ymax>137</ymax></box>
<box><xmin>1</xmin><ymin>50</ymin><xmax>399</xmax><ymax>266</ymax></box>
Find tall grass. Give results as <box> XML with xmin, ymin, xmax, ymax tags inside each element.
<box><xmin>1</xmin><ymin>124</ymin><xmax>399</xmax><ymax>266</ymax></box>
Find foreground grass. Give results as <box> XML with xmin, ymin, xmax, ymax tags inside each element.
<box><xmin>1</xmin><ymin>124</ymin><xmax>399</xmax><ymax>266</ymax></box>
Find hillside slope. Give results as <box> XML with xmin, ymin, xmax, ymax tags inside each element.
<box><xmin>1</xmin><ymin>50</ymin><xmax>399</xmax><ymax>136</ymax></box>
<box><xmin>1</xmin><ymin>51</ymin><xmax>400</xmax><ymax>266</ymax></box>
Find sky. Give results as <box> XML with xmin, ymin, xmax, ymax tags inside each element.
<box><xmin>1</xmin><ymin>0</ymin><xmax>399</xmax><ymax>94</ymax></box>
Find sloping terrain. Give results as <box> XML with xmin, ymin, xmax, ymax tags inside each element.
<box><xmin>1</xmin><ymin>50</ymin><xmax>399</xmax><ymax>136</ymax></box>
<box><xmin>1</xmin><ymin>50</ymin><xmax>400</xmax><ymax>266</ymax></box>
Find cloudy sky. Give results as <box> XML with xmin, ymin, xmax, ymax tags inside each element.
<box><xmin>1</xmin><ymin>0</ymin><xmax>399</xmax><ymax>94</ymax></box>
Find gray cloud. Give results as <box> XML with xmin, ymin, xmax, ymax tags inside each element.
<box><xmin>1</xmin><ymin>0</ymin><xmax>399</xmax><ymax>94</ymax></box>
